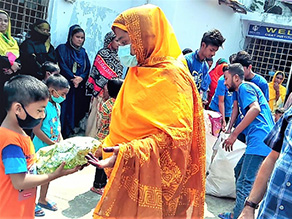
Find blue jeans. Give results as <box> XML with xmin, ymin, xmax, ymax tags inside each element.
<box><xmin>233</xmin><ymin>154</ymin><xmax>266</xmax><ymax>219</ymax></box>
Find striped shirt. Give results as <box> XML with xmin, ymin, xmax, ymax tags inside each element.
<box><xmin>257</xmin><ymin>106</ymin><xmax>292</xmax><ymax>219</ymax></box>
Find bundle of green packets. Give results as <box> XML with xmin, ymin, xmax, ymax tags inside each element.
<box><xmin>36</xmin><ymin>136</ymin><xmax>101</xmax><ymax>174</ymax></box>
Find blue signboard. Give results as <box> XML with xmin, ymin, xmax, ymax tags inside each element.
<box><xmin>248</xmin><ymin>24</ymin><xmax>292</xmax><ymax>42</ymax></box>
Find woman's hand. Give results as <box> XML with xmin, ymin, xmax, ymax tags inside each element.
<box><xmin>3</xmin><ymin>68</ymin><xmax>13</xmax><ymax>75</ymax></box>
<box><xmin>273</xmin><ymin>82</ymin><xmax>280</xmax><ymax>92</ymax></box>
<box><xmin>85</xmin><ymin>146</ymin><xmax>119</xmax><ymax>169</ymax></box>
<box><xmin>71</xmin><ymin>76</ymin><xmax>83</xmax><ymax>88</ymax></box>
<box><xmin>11</xmin><ymin>62</ymin><xmax>21</xmax><ymax>73</ymax></box>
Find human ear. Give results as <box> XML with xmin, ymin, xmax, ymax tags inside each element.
<box><xmin>234</xmin><ymin>74</ymin><xmax>239</xmax><ymax>82</ymax></box>
<box><xmin>13</xmin><ymin>102</ymin><xmax>22</xmax><ymax>115</ymax></box>
<box><xmin>48</xmin><ymin>88</ymin><xmax>56</xmax><ymax>97</ymax></box>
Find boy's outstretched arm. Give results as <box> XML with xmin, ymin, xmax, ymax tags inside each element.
<box><xmin>9</xmin><ymin>162</ymin><xmax>80</xmax><ymax>190</ymax></box>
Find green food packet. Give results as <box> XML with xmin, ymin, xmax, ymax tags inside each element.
<box><xmin>36</xmin><ymin>136</ymin><xmax>101</xmax><ymax>174</ymax></box>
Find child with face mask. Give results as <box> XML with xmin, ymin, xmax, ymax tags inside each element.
<box><xmin>32</xmin><ymin>74</ymin><xmax>70</xmax><ymax>216</ymax></box>
<box><xmin>0</xmin><ymin>75</ymin><xmax>79</xmax><ymax>219</ymax></box>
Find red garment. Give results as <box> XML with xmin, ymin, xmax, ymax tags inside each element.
<box><xmin>208</xmin><ymin>63</ymin><xmax>228</xmax><ymax>104</ymax></box>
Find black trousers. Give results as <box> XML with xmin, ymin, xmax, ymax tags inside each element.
<box><xmin>93</xmin><ymin>167</ymin><xmax>107</xmax><ymax>189</ymax></box>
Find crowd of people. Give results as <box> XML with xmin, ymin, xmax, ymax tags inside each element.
<box><xmin>0</xmin><ymin>3</ymin><xmax>292</xmax><ymax>219</ymax></box>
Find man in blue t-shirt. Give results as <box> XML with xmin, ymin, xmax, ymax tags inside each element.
<box><xmin>228</xmin><ymin>50</ymin><xmax>270</xmax><ymax>143</ymax></box>
<box><xmin>219</xmin><ymin>63</ymin><xmax>274</xmax><ymax>219</ymax></box>
<box><xmin>209</xmin><ymin>75</ymin><xmax>233</xmax><ymax>131</ymax></box>
<box><xmin>185</xmin><ymin>29</ymin><xmax>225</xmax><ymax>106</ymax></box>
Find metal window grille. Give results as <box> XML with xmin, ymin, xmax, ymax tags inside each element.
<box><xmin>0</xmin><ymin>0</ymin><xmax>49</xmax><ymax>42</ymax></box>
<box><xmin>245</xmin><ymin>37</ymin><xmax>292</xmax><ymax>88</ymax></box>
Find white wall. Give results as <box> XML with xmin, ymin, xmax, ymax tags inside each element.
<box><xmin>151</xmin><ymin>0</ymin><xmax>244</xmax><ymax>65</ymax></box>
<box><xmin>48</xmin><ymin>0</ymin><xmax>145</xmax><ymax>63</ymax></box>
<box><xmin>48</xmin><ymin>0</ymin><xmax>244</xmax><ymax>65</ymax></box>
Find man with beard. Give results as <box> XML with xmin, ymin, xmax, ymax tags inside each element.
<box><xmin>218</xmin><ymin>63</ymin><xmax>274</xmax><ymax>219</ymax></box>
<box><xmin>227</xmin><ymin>51</ymin><xmax>270</xmax><ymax>143</ymax></box>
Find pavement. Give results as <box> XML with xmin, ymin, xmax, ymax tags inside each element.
<box><xmin>38</xmin><ymin>165</ymin><xmax>236</xmax><ymax>219</ymax></box>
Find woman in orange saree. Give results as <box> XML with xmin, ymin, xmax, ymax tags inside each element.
<box><xmin>90</xmin><ymin>4</ymin><xmax>206</xmax><ymax>219</ymax></box>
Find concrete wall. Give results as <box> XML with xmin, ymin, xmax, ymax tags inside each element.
<box><xmin>48</xmin><ymin>0</ymin><xmax>144</xmax><ymax>63</ymax></box>
<box><xmin>48</xmin><ymin>0</ymin><xmax>244</xmax><ymax>64</ymax></box>
<box><xmin>151</xmin><ymin>0</ymin><xmax>243</xmax><ymax>64</ymax></box>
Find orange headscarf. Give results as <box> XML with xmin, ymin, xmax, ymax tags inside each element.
<box><xmin>94</xmin><ymin>4</ymin><xmax>206</xmax><ymax>219</ymax></box>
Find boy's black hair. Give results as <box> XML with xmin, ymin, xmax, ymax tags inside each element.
<box><xmin>4</xmin><ymin>75</ymin><xmax>49</xmax><ymax>111</ymax></box>
<box><xmin>229</xmin><ymin>53</ymin><xmax>237</xmax><ymax>64</ymax></box>
<box><xmin>223</xmin><ymin>63</ymin><xmax>245</xmax><ymax>80</ymax></box>
<box><xmin>201</xmin><ymin>29</ymin><xmax>225</xmax><ymax>48</ymax></box>
<box><xmin>41</xmin><ymin>61</ymin><xmax>60</xmax><ymax>74</ymax></box>
<box><xmin>233</xmin><ymin>51</ymin><xmax>252</xmax><ymax>68</ymax></box>
<box><xmin>46</xmin><ymin>74</ymin><xmax>70</xmax><ymax>90</ymax></box>
<box><xmin>107</xmin><ymin>78</ymin><xmax>124</xmax><ymax>98</ymax></box>
<box><xmin>182</xmin><ymin>48</ymin><xmax>193</xmax><ymax>55</ymax></box>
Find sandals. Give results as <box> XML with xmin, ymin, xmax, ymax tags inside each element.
<box><xmin>35</xmin><ymin>204</ymin><xmax>45</xmax><ymax>217</ymax></box>
<box><xmin>38</xmin><ymin>200</ymin><xmax>58</xmax><ymax>211</ymax></box>
<box><xmin>90</xmin><ymin>186</ymin><xmax>104</xmax><ymax>195</ymax></box>
<box><xmin>218</xmin><ymin>212</ymin><xmax>233</xmax><ymax>219</ymax></box>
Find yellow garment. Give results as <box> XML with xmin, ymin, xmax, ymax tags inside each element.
<box><xmin>268</xmin><ymin>71</ymin><xmax>286</xmax><ymax>112</ymax></box>
<box><xmin>94</xmin><ymin>4</ymin><xmax>206</xmax><ymax>219</ymax></box>
<box><xmin>0</xmin><ymin>10</ymin><xmax>19</xmax><ymax>58</ymax></box>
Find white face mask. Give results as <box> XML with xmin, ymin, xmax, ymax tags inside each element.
<box><xmin>118</xmin><ymin>44</ymin><xmax>138</xmax><ymax>67</ymax></box>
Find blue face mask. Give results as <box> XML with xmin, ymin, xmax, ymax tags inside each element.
<box><xmin>118</xmin><ymin>44</ymin><xmax>138</xmax><ymax>67</ymax></box>
<box><xmin>51</xmin><ymin>90</ymin><xmax>65</xmax><ymax>104</ymax></box>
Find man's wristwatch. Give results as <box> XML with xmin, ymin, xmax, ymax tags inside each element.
<box><xmin>244</xmin><ymin>198</ymin><xmax>259</xmax><ymax>209</ymax></box>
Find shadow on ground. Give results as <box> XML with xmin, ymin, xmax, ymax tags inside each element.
<box><xmin>204</xmin><ymin>195</ymin><xmax>235</xmax><ymax>218</ymax></box>
<box><xmin>62</xmin><ymin>191</ymin><xmax>101</xmax><ymax>218</ymax></box>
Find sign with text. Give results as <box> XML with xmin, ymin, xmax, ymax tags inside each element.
<box><xmin>248</xmin><ymin>24</ymin><xmax>292</xmax><ymax>42</ymax></box>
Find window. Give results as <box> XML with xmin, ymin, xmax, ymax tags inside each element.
<box><xmin>0</xmin><ymin>0</ymin><xmax>49</xmax><ymax>43</ymax></box>
<box><xmin>245</xmin><ymin>37</ymin><xmax>292</xmax><ymax>88</ymax></box>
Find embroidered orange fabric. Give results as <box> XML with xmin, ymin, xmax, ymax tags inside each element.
<box><xmin>94</xmin><ymin>4</ymin><xmax>206</xmax><ymax>219</ymax></box>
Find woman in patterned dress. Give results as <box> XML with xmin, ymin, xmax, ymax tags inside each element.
<box><xmin>85</xmin><ymin>31</ymin><xmax>123</xmax><ymax>137</ymax></box>
<box><xmin>86</xmin><ymin>4</ymin><xmax>206</xmax><ymax>219</ymax></box>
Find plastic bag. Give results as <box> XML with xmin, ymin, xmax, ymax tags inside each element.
<box><xmin>204</xmin><ymin>110</ymin><xmax>219</xmax><ymax>172</ymax></box>
<box><xmin>208</xmin><ymin>112</ymin><xmax>222</xmax><ymax>137</ymax></box>
<box><xmin>206</xmin><ymin>137</ymin><xmax>246</xmax><ymax>198</ymax></box>
<box><xmin>36</xmin><ymin>136</ymin><xmax>101</xmax><ymax>174</ymax></box>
